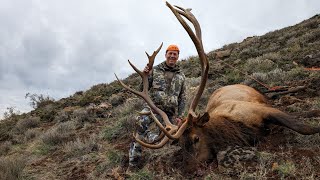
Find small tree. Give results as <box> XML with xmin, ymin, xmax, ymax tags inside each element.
<box><xmin>3</xmin><ymin>107</ymin><xmax>21</xmax><ymax>119</ymax></box>
<box><xmin>25</xmin><ymin>93</ymin><xmax>55</xmax><ymax>109</ymax></box>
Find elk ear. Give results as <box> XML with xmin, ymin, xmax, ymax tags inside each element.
<box><xmin>195</xmin><ymin>112</ymin><xmax>210</xmax><ymax>127</ymax></box>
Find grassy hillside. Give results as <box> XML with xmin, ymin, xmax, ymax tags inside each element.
<box><xmin>1</xmin><ymin>15</ymin><xmax>319</xmax><ymax>179</ymax></box>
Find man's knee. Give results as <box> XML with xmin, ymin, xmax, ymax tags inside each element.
<box><xmin>135</xmin><ymin>113</ymin><xmax>153</xmax><ymax>134</ymax></box>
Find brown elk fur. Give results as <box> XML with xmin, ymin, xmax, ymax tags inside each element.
<box><xmin>180</xmin><ymin>84</ymin><xmax>320</xmax><ymax>170</ymax></box>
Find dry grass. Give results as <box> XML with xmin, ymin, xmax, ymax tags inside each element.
<box><xmin>40</xmin><ymin>121</ymin><xmax>76</xmax><ymax>146</ymax></box>
<box><xmin>0</xmin><ymin>141</ymin><xmax>12</xmax><ymax>156</ymax></box>
<box><xmin>15</xmin><ymin>116</ymin><xmax>40</xmax><ymax>131</ymax></box>
<box><xmin>0</xmin><ymin>156</ymin><xmax>26</xmax><ymax>180</ymax></box>
<box><xmin>24</xmin><ymin>128</ymin><xmax>42</xmax><ymax>141</ymax></box>
<box><xmin>103</xmin><ymin>98</ymin><xmax>143</xmax><ymax>141</ymax></box>
<box><xmin>63</xmin><ymin>134</ymin><xmax>99</xmax><ymax>157</ymax></box>
<box><xmin>244</xmin><ymin>57</ymin><xmax>276</xmax><ymax>74</ymax></box>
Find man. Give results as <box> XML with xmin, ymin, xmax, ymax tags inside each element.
<box><xmin>128</xmin><ymin>44</ymin><xmax>186</xmax><ymax>169</ymax></box>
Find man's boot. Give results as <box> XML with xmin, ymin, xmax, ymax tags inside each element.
<box><xmin>127</xmin><ymin>142</ymin><xmax>141</xmax><ymax>173</ymax></box>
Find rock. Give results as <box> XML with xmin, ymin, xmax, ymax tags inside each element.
<box><xmin>217</xmin><ymin>146</ymin><xmax>258</xmax><ymax>173</ymax></box>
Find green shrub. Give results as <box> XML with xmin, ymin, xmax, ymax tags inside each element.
<box><xmin>244</xmin><ymin>57</ymin><xmax>276</xmax><ymax>74</ymax></box>
<box><xmin>286</xmin><ymin>67</ymin><xmax>309</xmax><ymax>81</ymax></box>
<box><xmin>238</xmin><ymin>47</ymin><xmax>262</xmax><ymax>59</ymax></box>
<box><xmin>128</xmin><ymin>168</ymin><xmax>154</xmax><ymax>180</ymax></box>
<box><xmin>103</xmin><ymin>119</ymin><xmax>128</xmax><ymax>141</ymax></box>
<box><xmin>273</xmin><ymin>160</ymin><xmax>296</xmax><ymax>177</ymax></box>
<box><xmin>109</xmin><ymin>93</ymin><xmax>125</xmax><ymax>107</ymax></box>
<box><xmin>223</xmin><ymin>70</ymin><xmax>243</xmax><ymax>84</ymax></box>
<box><xmin>0</xmin><ymin>118</ymin><xmax>18</xmax><ymax>142</ymax></box>
<box><xmin>314</xmin><ymin>98</ymin><xmax>320</xmax><ymax>109</ymax></box>
<box><xmin>107</xmin><ymin>150</ymin><xmax>124</xmax><ymax>166</ymax></box>
<box><xmin>35</xmin><ymin>104</ymin><xmax>57</xmax><ymax>122</ymax></box>
<box><xmin>33</xmin><ymin>143</ymin><xmax>53</xmax><ymax>155</ymax></box>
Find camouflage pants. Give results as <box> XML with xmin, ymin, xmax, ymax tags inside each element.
<box><xmin>128</xmin><ymin>107</ymin><xmax>173</xmax><ymax>167</ymax></box>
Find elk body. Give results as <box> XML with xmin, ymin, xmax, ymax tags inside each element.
<box><xmin>116</xmin><ymin>2</ymin><xmax>320</xmax><ymax>171</ymax></box>
<box><xmin>179</xmin><ymin>84</ymin><xmax>319</xmax><ymax>170</ymax></box>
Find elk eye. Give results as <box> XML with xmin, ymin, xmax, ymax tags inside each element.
<box><xmin>194</xmin><ymin>136</ymin><xmax>200</xmax><ymax>144</ymax></box>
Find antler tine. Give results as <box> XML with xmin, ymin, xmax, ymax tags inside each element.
<box><xmin>152</xmin><ymin>131</ymin><xmax>165</xmax><ymax>143</ymax></box>
<box><xmin>134</xmin><ymin>133</ymin><xmax>170</xmax><ymax>149</ymax></box>
<box><xmin>146</xmin><ymin>42</ymin><xmax>163</xmax><ymax>70</ymax></box>
<box><xmin>149</xmin><ymin>110</ymin><xmax>178</xmax><ymax>139</ymax></box>
<box><xmin>173</xmin><ymin>5</ymin><xmax>201</xmax><ymax>40</ymax></box>
<box><xmin>115</xmin><ymin>73</ymin><xmax>143</xmax><ymax>98</ymax></box>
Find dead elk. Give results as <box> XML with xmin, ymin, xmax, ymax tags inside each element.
<box><xmin>115</xmin><ymin>2</ymin><xmax>320</xmax><ymax>172</ymax></box>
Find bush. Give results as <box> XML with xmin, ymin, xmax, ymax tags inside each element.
<box><xmin>0</xmin><ymin>141</ymin><xmax>12</xmax><ymax>156</ymax></box>
<box><xmin>25</xmin><ymin>128</ymin><xmax>41</xmax><ymax>141</ymax></box>
<box><xmin>2</xmin><ymin>107</ymin><xmax>21</xmax><ymax>120</ymax></box>
<box><xmin>286</xmin><ymin>67</ymin><xmax>309</xmax><ymax>81</ymax></box>
<box><xmin>0</xmin><ymin>118</ymin><xmax>18</xmax><ymax>142</ymax></box>
<box><xmin>15</xmin><ymin>116</ymin><xmax>40</xmax><ymax>131</ymax></box>
<box><xmin>273</xmin><ymin>160</ymin><xmax>296</xmax><ymax>178</ymax></box>
<box><xmin>40</xmin><ymin>121</ymin><xmax>75</xmax><ymax>146</ymax></box>
<box><xmin>71</xmin><ymin>108</ymin><xmax>94</xmax><ymax>127</ymax></box>
<box><xmin>261</xmin><ymin>52</ymin><xmax>281</xmax><ymax>61</ymax></box>
<box><xmin>63</xmin><ymin>134</ymin><xmax>99</xmax><ymax>157</ymax></box>
<box><xmin>244</xmin><ymin>57</ymin><xmax>276</xmax><ymax>74</ymax></box>
<box><xmin>25</xmin><ymin>93</ymin><xmax>55</xmax><ymax>109</ymax></box>
<box><xmin>109</xmin><ymin>93</ymin><xmax>125</xmax><ymax>107</ymax></box>
<box><xmin>0</xmin><ymin>156</ymin><xmax>26</xmax><ymax>180</ymax></box>
<box><xmin>238</xmin><ymin>47</ymin><xmax>262</xmax><ymax>59</ymax></box>
<box><xmin>243</xmin><ymin>68</ymin><xmax>288</xmax><ymax>91</ymax></box>
<box><xmin>33</xmin><ymin>143</ymin><xmax>52</xmax><ymax>155</ymax></box>
<box><xmin>34</xmin><ymin>104</ymin><xmax>57</xmax><ymax>122</ymax></box>
<box><xmin>54</xmin><ymin>110</ymin><xmax>70</xmax><ymax>122</ymax></box>
<box><xmin>103</xmin><ymin>119</ymin><xmax>129</xmax><ymax>141</ymax></box>
<box><xmin>107</xmin><ymin>150</ymin><xmax>124</xmax><ymax>166</ymax></box>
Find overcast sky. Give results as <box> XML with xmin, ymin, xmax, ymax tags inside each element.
<box><xmin>1</xmin><ymin>0</ymin><xmax>319</xmax><ymax>119</ymax></box>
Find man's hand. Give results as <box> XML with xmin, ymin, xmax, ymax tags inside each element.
<box><xmin>143</xmin><ymin>64</ymin><xmax>152</xmax><ymax>74</ymax></box>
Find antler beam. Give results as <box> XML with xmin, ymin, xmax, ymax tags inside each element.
<box><xmin>165</xmin><ymin>1</ymin><xmax>209</xmax><ymax>136</ymax></box>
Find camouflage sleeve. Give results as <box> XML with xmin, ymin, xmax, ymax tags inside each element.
<box><xmin>139</xmin><ymin>70</ymin><xmax>153</xmax><ymax>91</ymax></box>
<box><xmin>178</xmin><ymin>79</ymin><xmax>186</xmax><ymax>117</ymax></box>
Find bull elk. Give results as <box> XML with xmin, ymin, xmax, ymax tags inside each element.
<box><xmin>115</xmin><ymin>2</ymin><xmax>320</xmax><ymax>171</ymax></box>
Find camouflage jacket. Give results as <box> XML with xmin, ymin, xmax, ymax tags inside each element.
<box><xmin>142</xmin><ymin>61</ymin><xmax>186</xmax><ymax>117</ymax></box>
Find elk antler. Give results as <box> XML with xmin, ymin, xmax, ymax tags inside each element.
<box><xmin>115</xmin><ymin>43</ymin><xmax>185</xmax><ymax>148</ymax></box>
<box><xmin>165</xmin><ymin>1</ymin><xmax>209</xmax><ymax>137</ymax></box>
<box><xmin>115</xmin><ymin>2</ymin><xmax>209</xmax><ymax>148</ymax></box>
